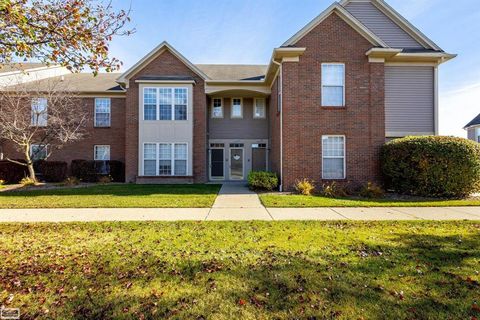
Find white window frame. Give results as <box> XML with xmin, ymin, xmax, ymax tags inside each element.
<box><xmin>94</xmin><ymin>98</ymin><xmax>111</xmax><ymax>127</ymax></box>
<box><xmin>321</xmin><ymin>63</ymin><xmax>345</xmax><ymax>107</ymax></box>
<box><xmin>30</xmin><ymin>144</ymin><xmax>48</xmax><ymax>160</ymax></box>
<box><xmin>321</xmin><ymin>135</ymin><xmax>346</xmax><ymax>180</ymax></box>
<box><xmin>143</xmin><ymin>87</ymin><xmax>188</xmax><ymax>121</ymax></box>
<box><xmin>31</xmin><ymin>97</ymin><xmax>48</xmax><ymax>127</ymax></box>
<box><xmin>211</xmin><ymin>98</ymin><xmax>224</xmax><ymax>118</ymax></box>
<box><xmin>230</xmin><ymin>97</ymin><xmax>243</xmax><ymax>119</ymax></box>
<box><xmin>142</xmin><ymin>142</ymin><xmax>188</xmax><ymax>176</ymax></box>
<box><xmin>93</xmin><ymin>145</ymin><xmax>111</xmax><ymax>161</ymax></box>
<box><xmin>254</xmin><ymin>98</ymin><xmax>266</xmax><ymax>119</ymax></box>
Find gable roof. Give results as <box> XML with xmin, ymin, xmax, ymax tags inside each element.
<box><xmin>282</xmin><ymin>2</ymin><xmax>388</xmax><ymax>47</ymax></box>
<box><xmin>339</xmin><ymin>0</ymin><xmax>442</xmax><ymax>51</ymax></box>
<box><xmin>0</xmin><ymin>63</ymin><xmax>50</xmax><ymax>74</ymax></box>
<box><xmin>116</xmin><ymin>41</ymin><xmax>210</xmax><ymax>85</ymax></box>
<box><xmin>464</xmin><ymin>113</ymin><xmax>480</xmax><ymax>129</ymax></box>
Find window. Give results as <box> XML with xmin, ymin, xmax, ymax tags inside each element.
<box><xmin>30</xmin><ymin>144</ymin><xmax>47</xmax><ymax>161</ymax></box>
<box><xmin>229</xmin><ymin>143</ymin><xmax>244</xmax><ymax>148</ymax></box>
<box><xmin>143</xmin><ymin>88</ymin><xmax>157</xmax><ymax>120</ymax></box>
<box><xmin>31</xmin><ymin>98</ymin><xmax>48</xmax><ymax>126</ymax></box>
<box><xmin>211</xmin><ymin>98</ymin><xmax>223</xmax><ymax>118</ymax></box>
<box><xmin>322</xmin><ymin>135</ymin><xmax>345</xmax><ymax>179</ymax></box>
<box><xmin>254</xmin><ymin>98</ymin><xmax>266</xmax><ymax>119</ymax></box>
<box><xmin>231</xmin><ymin>98</ymin><xmax>243</xmax><ymax>118</ymax></box>
<box><xmin>94</xmin><ymin>145</ymin><xmax>110</xmax><ymax>160</ymax></box>
<box><xmin>143</xmin><ymin>87</ymin><xmax>188</xmax><ymax>121</ymax></box>
<box><xmin>143</xmin><ymin>143</ymin><xmax>157</xmax><ymax>176</ymax></box>
<box><xmin>174</xmin><ymin>88</ymin><xmax>187</xmax><ymax>120</ymax></box>
<box><xmin>476</xmin><ymin>128</ymin><xmax>480</xmax><ymax>143</ymax></box>
<box><xmin>143</xmin><ymin>143</ymin><xmax>188</xmax><ymax>176</ymax></box>
<box><xmin>322</xmin><ymin>63</ymin><xmax>345</xmax><ymax>107</ymax></box>
<box><xmin>252</xmin><ymin>143</ymin><xmax>267</xmax><ymax>148</ymax></box>
<box><xmin>94</xmin><ymin>98</ymin><xmax>111</xmax><ymax>127</ymax></box>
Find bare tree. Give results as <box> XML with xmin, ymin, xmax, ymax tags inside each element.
<box><xmin>0</xmin><ymin>78</ymin><xmax>89</xmax><ymax>182</ymax></box>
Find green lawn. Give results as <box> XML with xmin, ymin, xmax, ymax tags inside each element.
<box><xmin>0</xmin><ymin>221</ymin><xmax>479</xmax><ymax>319</ymax></box>
<box><xmin>0</xmin><ymin>184</ymin><xmax>221</xmax><ymax>208</ymax></box>
<box><xmin>260</xmin><ymin>193</ymin><xmax>480</xmax><ymax>207</ymax></box>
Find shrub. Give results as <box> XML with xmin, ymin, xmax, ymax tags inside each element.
<box><xmin>381</xmin><ymin>136</ymin><xmax>480</xmax><ymax>198</ymax></box>
<box><xmin>0</xmin><ymin>160</ymin><xmax>28</xmax><ymax>184</ymax></box>
<box><xmin>294</xmin><ymin>178</ymin><xmax>315</xmax><ymax>196</ymax></box>
<box><xmin>98</xmin><ymin>175</ymin><xmax>112</xmax><ymax>184</ymax></box>
<box><xmin>247</xmin><ymin>171</ymin><xmax>279</xmax><ymax>191</ymax></box>
<box><xmin>63</xmin><ymin>176</ymin><xmax>80</xmax><ymax>186</ymax></box>
<box><xmin>36</xmin><ymin>161</ymin><xmax>68</xmax><ymax>182</ymax></box>
<box><xmin>321</xmin><ymin>182</ymin><xmax>347</xmax><ymax>198</ymax></box>
<box><xmin>20</xmin><ymin>177</ymin><xmax>36</xmax><ymax>186</ymax></box>
<box><xmin>359</xmin><ymin>182</ymin><xmax>385</xmax><ymax>199</ymax></box>
<box><xmin>71</xmin><ymin>160</ymin><xmax>125</xmax><ymax>183</ymax></box>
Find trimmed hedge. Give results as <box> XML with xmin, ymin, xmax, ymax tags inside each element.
<box><xmin>381</xmin><ymin>136</ymin><xmax>480</xmax><ymax>198</ymax></box>
<box><xmin>71</xmin><ymin>160</ymin><xmax>125</xmax><ymax>183</ymax></box>
<box><xmin>248</xmin><ymin>171</ymin><xmax>279</xmax><ymax>191</ymax></box>
<box><xmin>0</xmin><ymin>160</ymin><xmax>29</xmax><ymax>184</ymax></box>
<box><xmin>35</xmin><ymin>161</ymin><xmax>68</xmax><ymax>182</ymax></box>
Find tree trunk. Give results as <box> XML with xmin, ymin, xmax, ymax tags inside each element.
<box><xmin>24</xmin><ymin>144</ymin><xmax>37</xmax><ymax>183</ymax></box>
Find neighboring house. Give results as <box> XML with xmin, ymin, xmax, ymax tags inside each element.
<box><xmin>464</xmin><ymin>114</ymin><xmax>480</xmax><ymax>143</ymax></box>
<box><xmin>0</xmin><ymin>0</ymin><xmax>455</xmax><ymax>190</ymax></box>
<box><xmin>0</xmin><ymin>63</ymin><xmax>69</xmax><ymax>87</ymax></box>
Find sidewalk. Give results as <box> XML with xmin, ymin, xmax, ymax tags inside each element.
<box><xmin>0</xmin><ymin>183</ymin><xmax>479</xmax><ymax>222</ymax></box>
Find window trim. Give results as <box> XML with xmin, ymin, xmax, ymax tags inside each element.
<box><xmin>94</xmin><ymin>98</ymin><xmax>111</xmax><ymax>127</ymax></box>
<box><xmin>230</xmin><ymin>97</ymin><xmax>243</xmax><ymax>119</ymax></box>
<box><xmin>30</xmin><ymin>144</ymin><xmax>48</xmax><ymax>160</ymax></box>
<box><xmin>142</xmin><ymin>142</ymin><xmax>189</xmax><ymax>176</ymax></box>
<box><xmin>253</xmin><ymin>98</ymin><xmax>266</xmax><ymax>119</ymax></box>
<box><xmin>142</xmin><ymin>87</ymin><xmax>188</xmax><ymax>121</ymax></box>
<box><xmin>93</xmin><ymin>145</ymin><xmax>111</xmax><ymax>161</ymax></box>
<box><xmin>321</xmin><ymin>63</ymin><xmax>345</xmax><ymax>107</ymax></box>
<box><xmin>321</xmin><ymin>135</ymin><xmax>346</xmax><ymax>180</ymax></box>
<box><xmin>211</xmin><ymin>98</ymin><xmax>224</xmax><ymax>118</ymax></box>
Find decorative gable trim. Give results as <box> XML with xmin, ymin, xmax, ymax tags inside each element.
<box><xmin>116</xmin><ymin>41</ymin><xmax>210</xmax><ymax>86</ymax></box>
<box><xmin>340</xmin><ymin>0</ymin><xmax>442</xmax><ymax>51</ymax></box>
<box><xmin>282</xmin><ymin>3</ymin><xmax>388</xmax><ymax>47</ymax></box>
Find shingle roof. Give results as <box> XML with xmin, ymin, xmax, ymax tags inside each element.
<box><xmin>195</xmin><ymin>64</ymin><xmax>267</xmax><ymax>80</ymax></box>
<box><xmin>0</xmin><ymin>63</ymin><xmax>49</xmax><ymax>74</ymax></box>
<box><xmin>465</xmin><ymin>113</ymin><xmax>480</xmax><ymax>129</ymax></box>
<box><xmin>3</xmin><ymin>73</ymin><xmax>124</xmax><ymax>93</ymax></box>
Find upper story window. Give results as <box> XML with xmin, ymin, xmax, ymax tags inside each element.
<box><xmin>211</xmin><ymin>98</ymin><xmax>223</xmax><ymax>118</ymax></box>
<box><xmin>31</xmin><ymin>98</ymin><xmax>48</xmax><ymax>127</ymax></box>
<box><xmin>322</xmin><ymin>135</ymin><xmax>345</xmax><ymax>179</ymax></box>
<box><xmin>231</xmin><ymin>98</ymin><xmax>243</xmax><ymax>118</ymax></box>
<box><xmin>94</xmin><ymin>98</ymin><xmax>111</xmax><ymax>127</ymax></box>
<box><xmin>322</xmin><ymin>63</ymin><xmax>345</xmax><ymax>107</ymax></box>
<box><xmin>476</xmin><ymin>128</ymin><xmax>480</xmax><ymax>143</ymax></box>
<box><xmin>254</xmin><ymin>98</ymin><xmax>266</xmax><ymax>119</ymax></box>
<box><xmin>30</xmin><ymin>144</ymin><xmax>47</xmax><ymax>161</ymax></box>
<box><xmin>143</xmin><ymin>87</ymin><xmax>188</xmax><ymax>121</ymax></box>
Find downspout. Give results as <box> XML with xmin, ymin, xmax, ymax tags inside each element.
<box><xmin>272</xmin><ymin>60</ymin><xmax>283</xmax><ymax>191</ymax></box>
<box><xmin>433</xmin><ymin>65</ymin><xmax>439</xmax><ymax>135</ymax></box>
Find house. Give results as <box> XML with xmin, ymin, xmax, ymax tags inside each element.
<box><xmin>464</xmin><ymin>114</ymin><xmax>480</xmax><ymax>143</ymax></box>
<box><xmin>0</xmin><ymin>0</ymin><xmax>455</xmax><ymax>190</ymax></box>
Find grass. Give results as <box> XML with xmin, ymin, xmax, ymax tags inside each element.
<box><xmin>0</xmin><ymin>221</ymin><xmax>479</xmax><ymax>319</ymax></box>
<box><xmin>260</xmin><ymin>193</ymin><xmax>480</xmax><ymax>207</ymax></box>
<box><xmin>0</xmin><ymin>184</ymin><xmax>221</xmax><ymax>208</ymax></box>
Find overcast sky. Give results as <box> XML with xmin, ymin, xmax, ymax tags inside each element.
<box><xmin>110</xmin><ymin>0</ymin><xmax>480</xmax><ymax>137</ymax></box>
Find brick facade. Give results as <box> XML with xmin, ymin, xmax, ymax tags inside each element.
<box><xmin>125</xmin><ymin>50</ymin><xmax>207</xmax><ymax>183</ymax></box>
<box><xmin>281</xmin><ymin>13</ymin><xmax>385</xmax><ymax>190</ymax></box>
<box><xmin>1</xmin><ymin>97</ymin><xmax>126</xmax><ymax>166</ymax></box>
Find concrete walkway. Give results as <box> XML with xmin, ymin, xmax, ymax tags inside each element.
<box><xmin>0</xmin><ymin>182</ymin><xmax>479</xmax><ymax>222</ymax></box>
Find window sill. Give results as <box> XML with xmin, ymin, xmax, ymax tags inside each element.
<box><xmin>321</xmin><ymin>106</ymin><xmax>346</xmax><ymax>110</ymax></box>
<box><xmin>94</xmin><ymin>126</ymin><xmax>111</xmax><ymax>128</ymax></box>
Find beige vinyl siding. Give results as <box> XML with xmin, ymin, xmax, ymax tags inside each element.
<box><xmin>344</xmin><ymin>2</ymin><xmax>423</xmax><ymax>48</ymax></box>
<box><xmin>209</xmin><ymin>98</ymin><xmax>268</xmax><ymax>139</ymax></box>
<box><xmin>385</xmin><ymin>66</ymin><xmax>434</xmax><ymax>136</ymax></box>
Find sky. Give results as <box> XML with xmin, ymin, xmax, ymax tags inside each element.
<box><xmin>109</xmin><ymin>0</ymin><xmax>480</xmax><ymax>138</ymax></box>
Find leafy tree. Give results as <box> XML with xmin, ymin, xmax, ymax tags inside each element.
<box><xmin>0</xmin><ymin>0</ymin><xmax>133</xmax><ymax>74</ymax></box>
